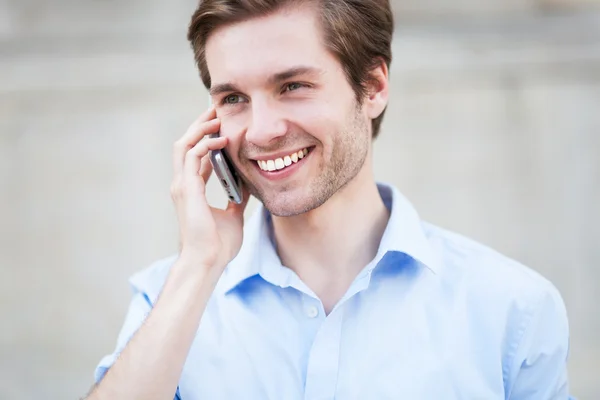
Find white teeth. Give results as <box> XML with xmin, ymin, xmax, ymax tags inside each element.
<box><xmin>257</xmin><ymin>148</ymin><xmax>310</xmax><ymax>171</ymax></box>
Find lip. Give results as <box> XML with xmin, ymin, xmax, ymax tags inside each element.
<box><xmin>254</xmin><ymin>148</ymin><xmax>312</xmax><ymax>181</ymax></box>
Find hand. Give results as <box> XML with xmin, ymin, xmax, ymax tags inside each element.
<box><xmin>170</xmin><ymin>107</ymin><xmax>249</xmax><ymax>272</ymax></box>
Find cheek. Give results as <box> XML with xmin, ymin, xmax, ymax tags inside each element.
<box><xmin>288</xmin><ymin>101</ymin><xmax>341</xmax><ymax>138</ymax></box>
<box><xmin>216</xmin><ymin>117</ymin><xmax>247</xmax><ymax>165</ymax></box>
<box><xmin>219</xmin><ymin>114</ymin><xmax>247</xmax><ymax>140</ymax></box>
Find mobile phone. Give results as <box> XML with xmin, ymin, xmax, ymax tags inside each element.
<box><xmin>207</xmin><ymin>97</ymin><xmax>244</xmax><ymax>204</ymax></box>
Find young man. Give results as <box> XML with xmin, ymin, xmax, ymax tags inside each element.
<box><xmin>88</xmin><ymin>1</ymin><xmax>572</xmax><ymax>399</ymax></box>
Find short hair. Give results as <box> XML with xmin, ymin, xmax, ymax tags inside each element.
<box><xmin>187</xmin><ymin>0</ymin><xmax>394</xmax><ymax>138</ymax></box>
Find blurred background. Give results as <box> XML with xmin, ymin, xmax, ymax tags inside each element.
<box><xmin>1</xmin><ymin>0</ymin><xmax>599</xmax><ymax>398</ymax></box>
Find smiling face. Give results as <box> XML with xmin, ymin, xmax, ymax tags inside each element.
<box><xmin>205</xmin><ymin>5</ymin><xmax>374</xmax><ymax>217</ymax></box>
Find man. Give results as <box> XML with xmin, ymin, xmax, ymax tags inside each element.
<box><xmin>88</xmin><ymin>0</ymin><xmax>572</xmax><ymax>399</ymax></box>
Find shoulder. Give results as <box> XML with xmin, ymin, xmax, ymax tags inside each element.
<box><xmin>422</xmin><ymin>222</ymin><xmax>567</xmax><ymax>338</ymax></box>
<box><xmin>126</xmin><ymin>254</ymin><xmax>179</xmax><ymax>304</ymax></box>
<box><xmin>424</xmin><ymin>222</ymin><xmax>563</xmax><ymax>300</ymax></box>
<box><xmin>420</xmin><ymin>222</ymin><xmax>570</xmax><ymax>394</ymax></box>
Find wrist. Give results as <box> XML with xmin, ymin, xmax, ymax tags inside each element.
<box><xmin>177</xmin><ymin>249</ymin><xmax>212</xmax><ymax>269</ymax></box>
<box><xmin>171</xmin><ymin>252</ymin><xmax>222</xmax><ymax>286</ymax></box>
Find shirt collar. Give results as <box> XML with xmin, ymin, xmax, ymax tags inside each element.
<box><xmin>219</xmin><ymin>205</ymin><xmax>278</xmax><ymax>294</ymax></box>
<box><xmin>220</xmin><ymin>182</ymin><xmax>440</xmax><ymax>294</ymax></box>
<box><xmin>371</xmin><ymin>182</ymin><xmax>440</xmax><ymax>274</ymax></box>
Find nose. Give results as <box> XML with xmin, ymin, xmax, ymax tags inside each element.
<box><xmin>245</xmin><ymin>97</ymin><xmax>287</xmax><ymax>147</ymax></box>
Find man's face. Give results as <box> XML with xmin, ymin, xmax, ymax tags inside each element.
<box><xmin>205</xmin><ymin>5</ymin><xmax>371</xmax><ymax>217</ymax></box>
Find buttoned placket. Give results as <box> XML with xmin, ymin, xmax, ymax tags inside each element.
<box><xmin>294</xmin><ymin>262</ymin><xmax>379</xmax><ymax>400</ymax></box>
<box><xmin>303</xmin><ymin>300</ymin><xmax>345</xmax><ymax>400</ymax></box>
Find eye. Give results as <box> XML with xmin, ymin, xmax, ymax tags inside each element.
<box><xmin>223</xmin><ymin>94</ymin><xmax>245</xmax><ymax>104</ymax></box>
<box><xmin>284</xmin><ymin>82</ymin><xmax>304</xmax><ymax>92</ymax></box>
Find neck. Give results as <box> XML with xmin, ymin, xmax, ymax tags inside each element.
<box><xmin>270</xmin><ymin>151</ymin><xmax>390</xmax><ymax>313</ymax></box>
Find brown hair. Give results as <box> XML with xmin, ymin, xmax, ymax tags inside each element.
<box><xmin>187</xmin><ymin>0</ymin><xmax>394</xmax><ymax>138</ymax></box>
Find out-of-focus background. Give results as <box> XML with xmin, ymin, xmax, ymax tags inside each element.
<box><xmin>1</xmin><ymin>0</ymin><xmax>599</xmax><ymax>398</ymax></box>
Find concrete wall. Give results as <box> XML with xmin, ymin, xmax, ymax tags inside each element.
<box><xmin>1</xmin><ymin>1</ymin><xmax>599</xmax><ymax>398</ymax></box>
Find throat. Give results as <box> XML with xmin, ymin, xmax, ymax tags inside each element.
<box><xmin>314</xmin><ymin>273</ymin><xmax>358</xmax><ymax>315</ymax></box>
<box><xmin>271</xmin><ymin>181</ymin><xmax>390</xmax><ymax>313</ymax></box>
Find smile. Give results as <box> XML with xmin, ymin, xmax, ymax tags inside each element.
<box><xmin>256</xmin><ymin>148</ymin><xmax>311</xmax><ymax>172</ymax></box>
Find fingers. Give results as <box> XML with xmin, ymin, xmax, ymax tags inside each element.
<box><xmin>173</xmin><ymin>107</ymin><xmax>219</xmax><ymax>176</ymax></box>
<box><xmin>171</xmin><ymin>134</ymin><xmax>227</xmax><ymax>204</ymax></box>
<box><xmin>183</xmin><ymin>135</ymin><xmax>228</xmax><ymax>188</ymax></box>
<box><xmin>199</xmin><ymin>155</ymin><xmax>214</xmax><ymax>184</ymax></box>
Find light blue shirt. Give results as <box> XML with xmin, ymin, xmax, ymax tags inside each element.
<box><xmin>94</xmin><ymin>183</ymin><xmax>571</xmax><ymax>399</ymax></box>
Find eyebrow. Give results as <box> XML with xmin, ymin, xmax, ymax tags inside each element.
<box><xmin>209</xmin><ymin>83</ymin><xmax>239</xmax><ymax>97</ymax></box>
<box><xmin>268</xmin><ymin>66</ymin><xmax>323</xmax><ymax>85</ymax></box>
<box><xmin>209</xmin><ymin>66</ymin><xmax>323</xmax><ymax>97</ymax></box>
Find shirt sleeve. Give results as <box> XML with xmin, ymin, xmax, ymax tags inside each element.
<box><xmin>93</xmin><ymin>290</ymin><xmax>152</xmax><ymax>384</ymax></box>
<box><xmin>507</xmin><ymin>286</ymin><xmax>572</xmax><ymax>400</ymax></box>
<box><xmin>93</xmin><ymin>272</ymin><xmax>182</xmax><ymax>400</ymax></box>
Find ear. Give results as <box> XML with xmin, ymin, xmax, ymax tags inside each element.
<box><xmin>363</xmin><ymin>59</ymin><xmax>389</xmax><ymax>120</ymax></box>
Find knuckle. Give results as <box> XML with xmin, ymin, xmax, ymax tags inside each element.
<box><xmin>174</xmin><ymin>138</ymin><xmax>193</xmax><ymax>153</ymax></box>
<box><xmin>173</xmin><ymin>143</ymin><xmax>185</xmax><ymax>158</ymax></box>
<box><xmin>173</xmin><ymin>139</ymin><xmax>184</xmax><ymax>151</ymax></box>
<box><xmin>188</xmin><ymin>143</ymin><xmax>207</xmax><ymax>158</ymax></box>
<box><xmin>170</xmin><ymin>182</ymin><xmax>183</xmax><ymax>197</ymax></box>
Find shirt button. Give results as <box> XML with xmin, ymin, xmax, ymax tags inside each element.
<box><xmin>306</xmin><ymin>305</ymin><xmax>319</xmax><ymax>318</ymax></box>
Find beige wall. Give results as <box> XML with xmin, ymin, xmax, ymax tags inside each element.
<box><xmin>391</xmin><ymin>0</ymin><xmax>600</xmax><ymax>17</ymax></box>
<box><xmin>1</xmin><ymin>1</ymin><xmax>599</xmax><ymax>398</ymax></box>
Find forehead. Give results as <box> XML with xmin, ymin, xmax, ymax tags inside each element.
<box><xmin>205</xmin><ymin>6</ymin><xmax>339</xmax><ymax>86</ymax></box>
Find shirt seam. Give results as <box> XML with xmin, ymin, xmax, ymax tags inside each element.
<box><xmin>502</xmin><ymin>291</ymin><xmax>544</xmax><ymax>399</ymax></box>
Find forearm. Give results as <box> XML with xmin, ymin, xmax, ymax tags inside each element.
<box><xmin>88</xmin><ymin>257</ymin><xmax>220</xmax><ymax>400</ymax></box>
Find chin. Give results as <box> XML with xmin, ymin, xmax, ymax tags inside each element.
<box><xmin>257</xmin><ymin>189</ymin><xmax>329</xmax><ymax>218</ymax></box>
<box><xmin>261</xmin><ymin>195</ymin><xmax>312</xmax><ymax>217</ymax></box>
<box><xmin>245</xmin><ymin>171</ymin><xmax>342</xmax><ymax>217</ymax></box>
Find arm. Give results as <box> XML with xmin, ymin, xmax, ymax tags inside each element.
<box><xmin>87</xmin><ymin>107</ymin><xmax>248</xmax><ymax>400</ymax></box>
<box><xmin>87</xmin><ymin>257</ymin><xmax>220</xmax><ymax>400</ymax></box>
<box><xmin>507</xmin><ymin>286</ymin><xmax>571</xmax><ymax>399</ymax></box>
